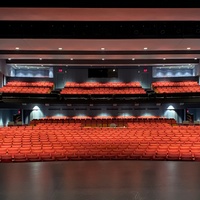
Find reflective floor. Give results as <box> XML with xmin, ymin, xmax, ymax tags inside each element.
<box><xmin>0</xmin><ymin>160</ymin><xmax>200</xmax><ymax>200</ymax></box>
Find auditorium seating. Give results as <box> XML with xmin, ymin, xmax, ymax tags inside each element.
<box><xmin>30</xmin><ymin>116</ymin><xmax>177</xmax><ymax>127</ymax></box>
<box><xmin>60</xmin><ymin>81</ymin><xmax>146</xmax><ymax>95</ymax></box>
<box><xmin>1</xmin><ymin>116</ymin><xmax>200</xmax><ymax>162</ymax></box>
<box><xmin>0</xmin><ymin>81</ymin><xmax>54</xmax><ymax>94</ymax></box>
<box><xmin>152</xmin><ymin>81</ymin><xmax>200</xmax><ymax>94</ymax></box>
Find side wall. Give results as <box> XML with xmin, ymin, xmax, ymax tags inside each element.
<box><xmin>12</xmin><ymin>103</ymin><xmax>184</xmax><ymax>125</ymax></box>
<box><xmin>5</xmin><ymin>65</ymin><xmax>199</xmax><ymax>90</ymax></box>
<box><xmin>54</xmin><ymin>66</ymin><xmax>153</xmax><ymax>89</ymax></box>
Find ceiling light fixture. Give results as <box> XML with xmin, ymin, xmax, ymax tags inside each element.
<box><xmin>102</xmin><ymin>58</ymin><xmax>105</xmax><ymax>60</ymax></box>
<box><xmin>132</xmin><ymin>58</ymin><xmax>135</xmax><ymax>60</ymax></box>
<box><xmin>101</xmin><ymin>48</ymin><xmax>105</xmax><ymax>50</ymax></box>
<box><xmin>15</xmin><ymin>47</ymin><xmax>19</xmax><ymax>50</ymax></box>
<box><xmin>58</xmin><ymin>47</ymin><xmax>62</xmax><ymax>50</ymax></box>
<box><xmin>144</xmin><ymin>47</ymin><xmax>148</xmax><ymax>50</ymax></box>
<box><xmin>187</xmin><ymin>47</ymin><xmax>191</xmax><ymax>50</ymax></box>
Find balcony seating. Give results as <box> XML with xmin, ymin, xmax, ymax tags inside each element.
<box><xmin>152</xmin><ymin>81</ymin><xmax>200</xmax><ymax>94</ymax></box>
<box><xmin>60</xmin><ymin>81</ymin><xmax>146</xmax><ymax>95</ymax></box>
<box><xmin>0</xmin><ymin>81</ymin><xmax>54</xmax><ymax>94</ymax></box>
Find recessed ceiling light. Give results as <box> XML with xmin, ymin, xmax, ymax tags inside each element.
<box><xmin>70</xmin><ymin>58</ymin><xmax>73</xmax><ymax>60</ymax></box>
<box><xmin>15</xmin><ymin>47</ymin><xmax>19</xmax><ymax>50</ymax></box>
<box><xmin>58</xmin><ymin>47</ymin><xmax>62</xmax><ymax>50</ymax></box>
<box><xmin>187</xmin><ymin>47</ymin><xmax>191</xmax><ymax>50</ymax></box>
<box><xmin>144</xmin><ymin>47</ymin><xmax>148</xmax><ymax>50</ymax></box>
<box><xmin>113</xmin><ymin>69</ymin><xmax>115</xmax><ymax>72</ymax></box>
<box><xmin>163</xmin><ymin>58</ymin><xmax>166</xmax><ymax>60</ymax></box>
<box><xmin>132</xmin><ymin>58</ymin><xmax>135</xmax><ymax>60</ymax></box>
<box><xmin>101</xmin><ymin>48</ymin><xmax>105</xmax><ymax>50</ymax></box>
<box><xmin>102</xmin><ymin>58</ymin><xmax>105</xmax><ymax>60</ymax></box>
<box><xmin>194</xmin><ymin>58</ymin><xmax>198</xmax><ymax>60</ymax></box>
<box><xmin>8</xmin><ymin>58</ymin><xmax>11</xmax><ymax>60</ymax></box>
<box><xmin>39</xmin><ymin>58</ymin><xmax>42</xmax><ymax>60</ymax></box>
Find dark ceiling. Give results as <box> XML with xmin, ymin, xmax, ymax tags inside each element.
<box><xmin>0</xmin><ymin>4</ymin><xmax>200</xmax><ymax>67</ymax></box>
<box><xmin>1</xmin><ymin>0</ymin><xmax>200</xmax><ymax>8</ymax></box>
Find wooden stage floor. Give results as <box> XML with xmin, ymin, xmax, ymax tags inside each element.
<box><xmin>0</xmin><ymin>160</ymin><xmax>200</xmax><ymax>200</ymax></box>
